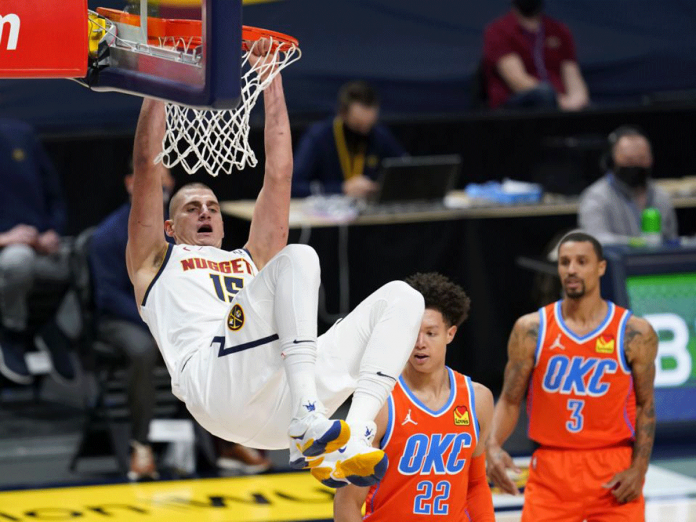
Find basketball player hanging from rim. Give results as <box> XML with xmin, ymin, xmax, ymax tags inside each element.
<box><xmin>126</xmin><ymin>38</ymin><xmax>424</xmax><ymax>487</ymax></box>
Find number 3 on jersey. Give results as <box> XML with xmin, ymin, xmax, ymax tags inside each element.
<box><xmin>210</xmin><ymin>274</ymin><xmax>244</xmax><ymax>302</ymax></box>
<box><xmin>414</xmin><ymin>480</ymin><xmax>451</xmax><ymax>515</ymax></box>
<box><xmin>566</xmin><ymin>399</ymin><xmax>585</xmax><ymax>433</ymax></box>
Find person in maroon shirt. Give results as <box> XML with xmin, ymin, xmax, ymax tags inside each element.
<box><xmin>483</xmin><ymin>0</ymin><xmax>589</xmax><ymax>110</ymax></box>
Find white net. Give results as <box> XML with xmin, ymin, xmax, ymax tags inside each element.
<box><xmin>156</xmin><ymin>38</ymin><xmax>301</xmax><ymax>176</ymax></box>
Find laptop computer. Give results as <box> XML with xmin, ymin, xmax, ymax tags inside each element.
<box><xmin>366</xmin><ymin>155</ymin><xmax>461</xmax><ymax>211</ymax></box>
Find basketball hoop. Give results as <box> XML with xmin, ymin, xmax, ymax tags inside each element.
<box><xmin>159</xmin><ymin>29</ymin><xmax>300</xmax><ymax>175</ymax></box>
<box><xmin>95</xmin><ymin>8</ymin><xmax>301</xmax><ymax>175</ymax></box>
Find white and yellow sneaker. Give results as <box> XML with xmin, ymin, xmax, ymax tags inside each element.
<box><xmin>310</xmin><ymin>421</ymin><xmax>388</xmax><ymax>488</ymax></box>
<box><xmin>287</xmin><ymin>400</ymin><xmax>350</xmax><ymax>470</ymax></box>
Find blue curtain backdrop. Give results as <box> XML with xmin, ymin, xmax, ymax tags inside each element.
<box><xmin>1</xmin><ymin>0</ymin><xmax>695</xmax><ymax>132</ymax></box>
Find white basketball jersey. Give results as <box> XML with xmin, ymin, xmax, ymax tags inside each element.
<box><xmin>139</xmin><ymin>244</ymin><xmax>258</xmax><ymax>396</ymax></box>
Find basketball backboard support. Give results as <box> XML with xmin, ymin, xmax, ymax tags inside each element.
<box><xmin>87</xmin><ymin>0</ymin><xmax>242</xmax><ymax>110</ymax></box>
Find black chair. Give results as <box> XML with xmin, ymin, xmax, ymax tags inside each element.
<box><xmin>68</xmin><ymin>227</ymin><xmax>182</xmax><ymax>475</ymax></box>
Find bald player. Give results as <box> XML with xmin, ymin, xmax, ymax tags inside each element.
<box><xmin>126</xmin><ymin>40</ymin><xmax>424</xmax><ymax>487</ymax></box>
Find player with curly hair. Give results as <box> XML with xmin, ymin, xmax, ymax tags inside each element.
<box><xmin>333</xmin><ymin>272</ymin><xmax>495</xmax><ymax>521</ymax></box>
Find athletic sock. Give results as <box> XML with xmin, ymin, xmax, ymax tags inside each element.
<box><xmin>346</xmin><ymin>370</ymin><xmax>398</xmax><ymax>428</ymax></box>
<box><xmin>281</xmin><ymin>338</ymin><xmax>320</xmax><ymax>417</ymax></box>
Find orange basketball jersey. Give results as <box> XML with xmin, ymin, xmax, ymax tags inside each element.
<box><xmin>364</xmin><ymin>368</ymin><xmax>479</xmax><ymax>520</ymax></box>
<box><xmin>527</xmin><ymin>300</ymin><xmax>636</xmax><ymax>449</ymax></box>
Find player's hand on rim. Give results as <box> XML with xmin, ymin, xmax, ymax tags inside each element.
<box><xmin>485</xmin><ymin>445</ymin><xmax>521</xmax><ymax>496</ymax></box>
<box><xmin>602</xmin><ymin>466</ymin><xmax>644</xmax><ymax>504</ymax></box>
<box><xmin>247</xmin><ymin>37</ymin><xmax>278</xmax><ymax>82</ymax></box>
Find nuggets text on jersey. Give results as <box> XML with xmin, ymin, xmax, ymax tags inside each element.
<box><xmin>180</xmin><ymin>256</ymin><xmax>253</xmax><ymax>275</ymax></box>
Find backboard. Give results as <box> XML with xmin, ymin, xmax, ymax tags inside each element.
<box><xmin>89</xmin><ymin>0</ymin><xmax>242</xmax><ymax>109</ymax></box>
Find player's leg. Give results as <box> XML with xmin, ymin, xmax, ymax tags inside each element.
<box><xmin>338</xmin><ymin>280</ymin><xmax>424</xmax><ymax>426</ymax></box>
<box><xmin>584</xmin><ymin>446</ymin><xmax>645</xmax><ymax>522</ymax></box>
<box><xmin>311</xmin><ymin>280</ymin><xmax>424</xmax><ymax>487</ymax></box>
<box><xmin>245</xmin><ymin>244</ymin><xmax>349</xmax><ymax>462</ymax></box>
<box><xmin>521</xmin><ymin>449</ymin><xmax>586</xmax><ymax>522</ymax></box>
<box><xmin>585</xmin><ymin>497</ymin><xmax>645</xmax><ymax>522</ymax></box>
<box><xmin>178</xmin><ymin>244</ymin><xmax>347</xmax><ymax>453</ymax></box>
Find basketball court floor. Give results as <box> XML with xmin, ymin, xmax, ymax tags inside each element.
<box><xmin>1</xmin><ymin>2</ymin><xmax>693</xmax><ymax>520</ymax></box>
<box><xmin>1</xmin><ymin>456</ymin><xmax>695</xmax><ymax>521</ymax></box>
<box><xmin>1</xmin><ymin>394</ymin><xmax>695</xmax><ymax>522</ymax></box>
<box><xmin>2</xmin><ymin>378</ymin><xmax>695</xmax><ymax>522</ymax></box>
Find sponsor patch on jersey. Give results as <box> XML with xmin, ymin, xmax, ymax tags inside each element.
<box><xmin>596</xmin><ymin>334</ymin><xmax>615</xmax><ymax>354</ymax></box>
<box><xmin>454</xmin><ymin>405</ymin><xmax>470</xmax><ymax>426</ymax></box>
<box><xmin>227</xmin><ymin>304</ymin><xmax>245</xmax><ymax>331</ymax></box>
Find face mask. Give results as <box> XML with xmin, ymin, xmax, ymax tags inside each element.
<box><xmin>342</xmin><ymin>122</ymin><xmax>370</xmax><ymax>154</ymax></box>
<box><xmin>614</xmin><ymin>166</ymin><xmax>651</xmax><ymax>188</ymax></box>
<box><xmin>513</xmin><ymin>0</ymin><xmax>544</xmax><ymax>17</ymax></box>
<box><xmin>343</xmin><ymin>121</ymin><xmax>370</xmax><ymax>139</ymax></box>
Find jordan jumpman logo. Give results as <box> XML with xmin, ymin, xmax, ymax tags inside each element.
<box><xmin>550</xmin><ymin>334</ymin><xmax>566</xmax><ymax>350</ymax></box>
<box><xmin>402</xmin><ymin>409</ymin><xmax>417</xmax><ymax>426</ymax></box>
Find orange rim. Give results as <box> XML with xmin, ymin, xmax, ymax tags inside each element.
<box><xmin>242</xmin><ymin>26</ymin><xmax>299</xmax><ymax>52</ymax></box>
<box><xmin>96</xmin><ymin>7</ymin><xmax>201</xmax><ymax>49</ymax></box>
<box><xmin>95</xmin><ymin>8</ymin><xmax>297</xmax><ymax>52</ymax></box>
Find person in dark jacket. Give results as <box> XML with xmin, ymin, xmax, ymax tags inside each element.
<box><xmin>292</xmin><ymin>81</ymin><xmax>406</xmax><ymax>199</ymax></box>
<box><xmin>0</xmin><ymin>119</ymin><xmax>74</xmax><ymax>385</ymax></box>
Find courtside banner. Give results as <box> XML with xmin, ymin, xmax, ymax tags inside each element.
<box><xmin>0</xmin><ymin>0</ymin><xmax>87</xmax><ymax>78</ymax></box>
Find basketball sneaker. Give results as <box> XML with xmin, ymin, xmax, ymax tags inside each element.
<box><xmin>216</xmin><ymin>443</ymin><xmax>272</xmax><ymax>475</ymax></box>
<box><xmin>310</xmin><ymin>421</ymin><xmax>388</xmax><ymax>488</ymax></box>
<box><xmin>287</xmin><ymin>399</ymin><xmax>350</xmax><ymax>470</ymax></box>
<box><xmin>127</xmin><ymin>441</ymin><xmax>159</xmax><ymax>482</ymax></box>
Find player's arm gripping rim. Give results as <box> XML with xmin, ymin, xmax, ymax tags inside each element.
<box><xmin>485</xmin><ymin>313</ymin><xmax>538</xmax><ymax>495</ymax></box>
<box><xmin>127</xmin><ymin>98</ymin><xmax>170</xmax><ymax>305</ymax></box>
<box><xmin>243</xmin><ymin>39</ymin><xmax>293</xmax><ymax>271</ymax></box>
<box><xmin>602</xmin><ymin>316</ymin><xmax>658</xmax><ymax>504</ymax></box>
<box><xmin>333</xmin><ymin>403</ymin><xmax>389</xmax><ymax>522</ymax></box>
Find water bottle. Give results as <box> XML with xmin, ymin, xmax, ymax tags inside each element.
<box><xmin>641</xmin><ymin>207</ymin><xmax>662</xmax><ymax>246</ymax></box>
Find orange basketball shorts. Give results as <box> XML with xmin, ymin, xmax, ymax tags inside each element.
<box><xmin>521</xmin><ymin>446</ymin><xmax>645</xmax><ymax>522</ymax></box>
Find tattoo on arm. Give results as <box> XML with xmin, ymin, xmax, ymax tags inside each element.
<box><xmin>633</xmin><ymin>399</ymin><xmax>656</xmax><ymax>465</ymax></box>
<box><xmin>501</xmin><ymin>318</ymin><xmax>537</xmax><ymax>404</ymax></box>
<box><xmin>627</xmin><ymin>320</ymin><xmax>658</xmax><ymax>471</ymax></box>
<box><xmin>623</xmin><ymin>324</ymin><xmax>641</xmax><ymax>361</ymax></box>
<box><xmin>526</xmin><ymin>325</ymin><xmax>538</xmax><ymax>344</ymax></box>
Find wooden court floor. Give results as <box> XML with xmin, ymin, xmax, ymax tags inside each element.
<box><xmin>1</xmin><ymin>460</ymin><xmax>695</xmax><ymax>522</ymax></box>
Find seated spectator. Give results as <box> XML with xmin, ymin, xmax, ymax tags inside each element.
<box><xmin>483</xmin><ymin>0</ymin><xmax>589</xmax><ymax>111</ymax></box>
<box><xmin>0</xmin><ymin>119</ymin><xmax>75</xmax><ymax>385</ymax></box>
<box><xmin>292</xmin><ymin>81</ymin><xmax>406</xmax><ymax>198</ymax></box>
<box><xmin>578</xmin><ymin>126</ymin><xmax>678</xmax><ymax>244</ymax></box>
<box><xmin>89</xmin><ymin>168</ymin><xmax>175</xmax><ymax>481</ymax></box>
